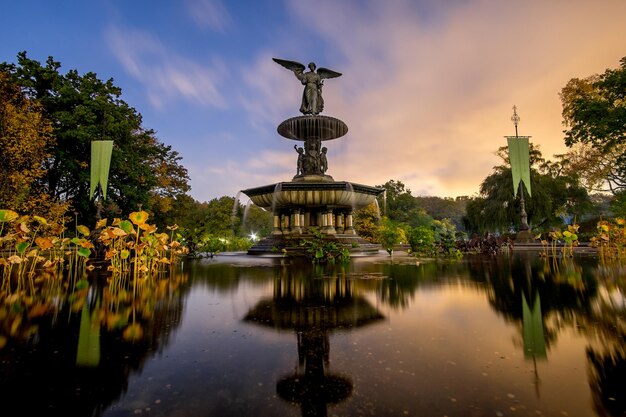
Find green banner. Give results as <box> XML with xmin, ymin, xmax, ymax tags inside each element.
<box><xmin>90</xmin><ymin>140</ymin><xmax>114</xmax><ymax>200</ymax></box>
<box><xmin>507</xmin><ymin>136</ymin><xmax>532</xmax><ymax>197</ymax></box>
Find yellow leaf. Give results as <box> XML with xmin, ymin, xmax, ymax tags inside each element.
<box><xmin>129</xmin><ymin>211</ymin><xmax>149</xmax><ymax>226</ymax></box>
<box><xmin>33</xmin><ymin>215</ymin><xmax>48</xmax><ymax>226</ymax></box>
<box><xmin>76</xmin><ymin>225</ymin><xmax>90</xmax><ymax>236</ymax></box>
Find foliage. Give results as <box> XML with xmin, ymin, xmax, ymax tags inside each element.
<box><xmin>415</xmin><ymin>195</ymin><xmax>468</xmax><ymax>230</ymax></box>
<box><xmin>0</xmin><ymin>52</ymin><xmax>190</xmax><ymax>226</ymax></box>
<box><xmin>560</xmin><ymin>56</ymin><xmax>626</xmax><ymax>193</ymax></box>
<box><xmin>534</xmin><ymin>224</ymin><xmax>580</xmax><ymax>258</ymax></box>
<box><xmin>0</xmin><ymin>208</ymin><xmax>188</xmax><ymax>293</ymax></box>
<box><xmin>609</xmin><ymin>190</ymin><xmax>626</xmax><ymax>218</ymax></box>
<box><xmin>559</xmin><ymin>143</ymin><xmax>626</xmax><ymax>195</ymax></box>
<box><xmin>353</xmin><ymin>202</ymin><xmax>381</xmax><ymax>242</ymax></box>
<box><xmin>376</xmin><ymin>180</ymin><xmax>433</xmax><ymax>227</ymax></box>
<box><xmin>376</xmin><ymin>218</ymin><xmax>406</xmax><ymax>256</ymax></box>
<box><xmin>0</xmin><ymin>71</ymin><xmax>69</xmax><ymax>222</ymax></box>
<box><xmin>407</xmin><ymin>226</ymin><xmax>436</xmax><ymax>256</ymax></box>
<box><xmin>463</xmin><ymin>145</ymin><xmax>591</xmax><ymax>234</ymax></box>
<box><xmin>590</xmin><ymin>218</ymin><xmax>626</xmax><ymax>260</ymax></box>
<box><xmin>432</xmin><ymin>219</ymin><xmax>460</xmax><ymax>256</ymax></box>
<box><xmin>299</xmin><ymin>228</ymin><xmax>350</xmax><ymax>263</ymax></box>
<box><xmin>456</xmin><ymin>233</ymin><xmax>512</xmax><ymax>256</ymax></box>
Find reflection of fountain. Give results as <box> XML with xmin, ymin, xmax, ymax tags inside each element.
<box><xmin>242</xmin><ymin>59</ymin><xmax>384</xmax><ymax>255</ymax></box>
<box><xmin>243</xmin><ymin>265</ymin><xmax>384</xmax><ymax>416</ymax></box>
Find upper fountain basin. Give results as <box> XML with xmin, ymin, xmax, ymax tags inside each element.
<box><xmin>277</xmin><ymin>115</ymin><xmax>348</xmax><ymax>141</ymax></box>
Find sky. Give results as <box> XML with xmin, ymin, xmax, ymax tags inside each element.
<box><xmin>2</xmin><ymin>0</ymin><xmax>625</xmax><ymax>204</ymax></box>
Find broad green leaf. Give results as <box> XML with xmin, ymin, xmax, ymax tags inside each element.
<box><xmin>15</xmin><ymin>241</ymin><xmax>29</xmax><ymax>255</ymax></box>
<box><xmin>77</xmin><ymin>247</ymin><xmax>91</xmax><ymax>258</ymax></box>
<box><xmin>118</xmin><ymin>220</ymin><xmax>135</xmax><ymax>234</ymax></box>
<box><xmin>0</xmin><ymin>209</ymin><xmax>19</xmax><ymax>223</ymax></box>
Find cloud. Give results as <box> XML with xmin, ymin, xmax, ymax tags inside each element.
<box><xmin>184</xmin><ymin>0</ymin><xmax>231</xmax><ymax>31</ymax></box>
<box><xmin>105</xmin><ymin>26</ymin><xmax>227</xmax><ymax>110</ymax></box>
<box><xmin>258</xmin><ymin>0</ymin><xmax>626</xmax><ymax>198</ymax></box>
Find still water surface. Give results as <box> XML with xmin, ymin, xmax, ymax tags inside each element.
<box><xmin>1</xmin><ymin>252</ymin><xmax>624</xmax><ymax>417</ymax></box>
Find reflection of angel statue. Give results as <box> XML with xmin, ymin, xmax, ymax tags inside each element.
<box><xmin>273</xmin><ymin>58</ymin><xmax>342</xmax><ymax>115</ymax></box>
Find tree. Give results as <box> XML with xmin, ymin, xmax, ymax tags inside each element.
<box><xmin>415</xmin><ymin>196</ymin><xmax>467</xmax><ymax>230</ymax></box>
<box><xmin>560</xmin><ymin>56</ymin><xmax>626</xmax><ymax>193</ymax></box>
<box><xmin>376</xmin><ymin>179</ymin><xmax>433</xmax><ymax>227</ymax></box>
<box><xmin>1</xmin><ymin>52</ymin><xmax>190</xmax><ymax>225</ymax></box>
<box><xmin>0</xmin><ymin>70</ymin><xmax>69</xmax><ymax>221</ymax></box>
<box><xmin>354</xmin><ymin>202</ymin><xmax>381</xmax><ymax>242</ymax></box>
<box><xmin>463</xmin><ymin>145</ymin><xmax>590</xmax><ymax>234</ymax></box>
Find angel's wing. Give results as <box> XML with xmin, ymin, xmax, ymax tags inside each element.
<box><xmin>273</xmin><ymin>58</ymin><xmax>306</xmax><ymax>73</ymax></box>
<box><xmin>317</xmin><ymin>67</ymin><xmax>342</xmax><ymax>80</ymax></box>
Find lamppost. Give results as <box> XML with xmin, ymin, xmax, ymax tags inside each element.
<box><xmin>506</xmin><ymin>106</ymin><xmax>533</xmax><ymax>242</ymax></box>
<box><xmin>511</xmin><ymin>106</ymin><xmax>529</xmax><ymax>231</ymax></box>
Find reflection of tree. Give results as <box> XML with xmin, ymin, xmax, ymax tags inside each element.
<box><xmin>243</xmin><ymin>262</ymin><xmax>384</xmax><ymax>417</ymax></box>
<box><xmin>468</xmin><ymin>252</ymin><xmax>626</xmax><ymax>415</ymax></box>
<box><xmin>580</xmin><ymin>261</ymin><xmax>626</xmax><ymax>417</ymax></box>
<box><xmin>587</xmin><ymin>348</ymin><xmax>626</xmax><ymax>417</ymax></box>
<box><xmin>0</xmin><ymin>268</ymin><xmax>190</xmax><ymax>417</ymax></box>
<box><xmin>468</xmin><ymin>253</ymin><xmax>599</xmax><ymax>354</ymax></box>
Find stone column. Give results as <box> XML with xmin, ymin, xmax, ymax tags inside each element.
<box><xmin>344</xmin><ymin>211</ymin><xmax>355</xmax><ymax>235</ymax></box>
<box><xmin>335</xmin><ymin>212</ymin><xmax>345</xmax><ymax>234</ymax></box>
<box><xmin>282</xmin><ymin>212</ymin><xmax>291</xmax><ymax>234</ymax></box>
<box><xmin>272</xmin><ymin>213</ymin><xmax>282</xmax><ymax>235</ymax></box>
<box><xmin>326</xmin><ymin>210</ymin><xmax>336</xmax><ymax>235</ymax></box>
<box><xmin>320</xmin><ymin>210</ymin><xmax>328</xmax><ymax>233</ymax></box>
<box><xmin>292</xmin><ymin>209</ymin><xmax>302</xmax><ymax>234</ymax></box>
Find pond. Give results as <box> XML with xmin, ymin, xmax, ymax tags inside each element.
<box><xmin>1</xmin><ymin>251</ymin><xmax>624</xmax><ymax>417</ymax></box>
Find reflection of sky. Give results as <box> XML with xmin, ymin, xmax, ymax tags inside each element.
<box><xmin>2</xmin><ymin>1</ymin><xmax>626</xmax><ymax>201</ymax></box>
<box><xmin>331</xmin><ymin>286</ymin><xmax>592</xmax><ymax>416</ymax></box>
<box><xmin>104</xmin><ymin>265</ymin><xmax>602</xmax><ymax>417</ymax></box>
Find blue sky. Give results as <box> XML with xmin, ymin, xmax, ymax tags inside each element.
<box><xmin>2</xmin><ymin>0</ymin><xmax>625</xmax><ymax>203</ymax></box>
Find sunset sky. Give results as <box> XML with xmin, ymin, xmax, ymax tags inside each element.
<box><xmin>2</xmin><ymin>0</ymin><xmax>625</xmax><ymax>203</ymax></box>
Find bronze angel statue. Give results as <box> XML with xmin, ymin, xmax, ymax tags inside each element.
<box><xmin>273</xmin><ymin>58</ymin><xmax>342</xmax><ymax>115</ymax></box>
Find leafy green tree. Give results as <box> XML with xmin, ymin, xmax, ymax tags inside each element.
<box><xmin>416</xmin><ymin>195</ymin><xmax>468</xmax><ymax>230</ymax></box>
<box><xmin>376</xmin><ymin>179</ymin><xmax>433</xmax><ymax>227</ymax></box>
<box><xmin>377</xmin><ymin>217</ymin><xmax>406</xmax><ymax>256</ymax></box>
<box><xmin>0</xmin><ymin>70</ymin><xmax>69</xmax><ymax>221</ymax></box>
<box><xmin>1</xmin><ymin>52</ymin><xmax>190</xmax><ymax>225</ymax></box>
<box><xmin>463</xmin><ymin>145</ymin><xmax>590</xmax><ymax>234</ymax></box>
<box><xmin>354</xmin><ymin>202</ymin><xmax>381</xmax><ymax>242</ymax></box>
<box><xmin>407</xmin><ymin>226</ymin><xmax>436</xmax><ymax>256</ymax></box>
<box><xmin>560</xmin><ymin>56</ymin><xmax>626</xmax><ymax>193</ymax></box>
<box><xmin>238</xmin><ymin>204</ymin><xmax>272</xmax><ymax>238</ymax></box>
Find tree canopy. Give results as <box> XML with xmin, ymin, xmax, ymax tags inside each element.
<box><xmin>0</xmin><ymin>52</ymin><xmax>190</xmax><ymax>226</ymax></box>
<box><xmin>0</xmin><ymin>70</ymin><xmax>69</xmax><ymax>221</ymax></box>
<box><xmin>560</xmin><ymin>56</ymin><xmax>626</xmax><ymax>194</ymax></box>
<box><xmin>463</xmin><ymin>145</ymin><xmax>590</xmax><ymax>234</ymax></box>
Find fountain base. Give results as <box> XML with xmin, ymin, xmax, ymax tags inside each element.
<box><xmin>242</xmin><ymin>180</ymin><xmax>384</xmax><ymax>256</ymax></box>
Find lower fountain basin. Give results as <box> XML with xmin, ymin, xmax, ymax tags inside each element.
<box><xmin>242</xmin><ymin>181</ymin><xmax>384</xmax><ymax>211</ymax></box>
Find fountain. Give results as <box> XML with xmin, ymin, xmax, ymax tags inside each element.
<box><xmin>242</xmin><ymin>58</ymin><xmax>384</xmax><ymax>255</ymax></box>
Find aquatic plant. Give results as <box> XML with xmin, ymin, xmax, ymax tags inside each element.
<box><xmin>591</xmin><ymin>218</ymin><xmax>626</xmax><ymax>260</ymax></box>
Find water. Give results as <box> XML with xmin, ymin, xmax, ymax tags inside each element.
<box><xmin>1</xmin><ymin>252</ymin><xmax>624</xmax><ymax>417</ymax></box>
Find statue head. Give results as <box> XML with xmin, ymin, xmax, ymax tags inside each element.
<box><xmin>308</xmin><ymin>62</ymin><xmax>316</xmax><ymax>71</ymax></box>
